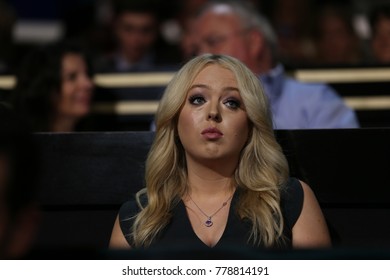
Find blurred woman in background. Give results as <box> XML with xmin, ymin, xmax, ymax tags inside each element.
<box><xmin>12</xmin><ymin>41</ymin><xmax>94</xmax><ymax>132</ymax></box>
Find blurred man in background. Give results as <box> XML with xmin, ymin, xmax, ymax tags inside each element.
<box><xmin>191</xmin><ymin>0</ymin><xmax>359</xmax><ymax>129</ymax></box>
<box><xmin>95</xmin><ymin>0</ymin><xmax>178</xmax><ymax>73</ymax></box>
<box><xmin>369</xmin><ymin>4</ymin><xmax>390</xmax><ymax>64</ymax></box>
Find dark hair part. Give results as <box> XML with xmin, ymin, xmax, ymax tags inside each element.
<box><xmin>11</xmin><ymin>41</ymin><xmax>93</xmax><ymax>131</ymax></box>
<box><xmin>113</xmin><ymin>0</ymin><xmax>160</xmax><ymax>19</ymax></box>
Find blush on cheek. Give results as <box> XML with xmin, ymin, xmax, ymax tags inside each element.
<box><xmin>179</xmin><ymin>109</ymin><xmax>196</xmax><ymax>130</ymax></box>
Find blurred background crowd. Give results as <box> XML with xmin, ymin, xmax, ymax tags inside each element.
<box><xmin>1</xmin><ymin>0</ymin><xmax>390</xmax><ymax>258</ymax></box>
<box><xmin>1</xmin><ymin>0</ymin><xmax>390</xmax><ymax>76</ymax></box>
<box><xmin>1</xmin><ymin>0</ymin><xmax>390</xmax><ymax>132</ymax></box>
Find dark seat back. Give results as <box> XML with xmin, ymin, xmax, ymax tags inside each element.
<box><xmin>33</xmin><ymin>129</ymin><xmax>390</xmax><ymax>249</ymax></box>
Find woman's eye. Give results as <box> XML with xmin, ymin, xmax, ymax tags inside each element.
<box><xmin>189</xmin><ymin>95</ymin><xmax>206</xmax><ymax>105</ymax></box>
<box><xmin>224</xmin><ymin>99</ymin><xmax>241</xmax><ymax>109</ymax></box>
<box><xmin>64</xmin><ymin>72</ymin><xmax>77</xmax><ymax>82</ymax></box>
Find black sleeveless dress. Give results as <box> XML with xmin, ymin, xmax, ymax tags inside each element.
<box><xmin>118</xmin><ymin>177</ymin><xmax>303</xmax><ymax>251</ymax></box>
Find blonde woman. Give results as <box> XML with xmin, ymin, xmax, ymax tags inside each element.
<box><xmin>110</xmin><ymin>54</ymin><xmax>330</xmax><ymax>251</ymax></box>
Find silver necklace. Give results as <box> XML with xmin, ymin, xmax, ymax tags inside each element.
<box><xmin>188</xmin><ymin>193</ymin><xmax>234</xmax><ymax>227</ymax></box>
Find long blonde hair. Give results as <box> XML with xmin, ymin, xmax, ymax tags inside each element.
<box><xmin>130</xmin><ymin>54</ymin><xmax>289</xmax><ymax>247</ymax></box>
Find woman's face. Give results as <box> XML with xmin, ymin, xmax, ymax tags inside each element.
<box><xmin>177</xmin><ymin>64</ymin><xmax>249</xmax><ymax>164</ymax></box>
<box><xmin>55</xmin><ymin>53</ymin><xmax>93</xmax><ymax>120</ymax></box>
<box><xmin>372</xmin><ymin>17</ymin><xmax>390</xmax><ymax>63</ymax></box>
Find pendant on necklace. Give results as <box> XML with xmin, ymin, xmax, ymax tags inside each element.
<box><xmin>205</xmin><ymin>217</ymin><xmax>213</xmax><ymax>227</ymax></box>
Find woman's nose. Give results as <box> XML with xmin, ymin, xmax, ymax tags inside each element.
<box><xmin>207</xmin><ymin>103</ymin><xmax>221</xmax><ymax>122</ymax></box>
<box><xmin>81</xmin><ymin>74</ymin><xmax>94</xmax><ymax>90</ymax></box>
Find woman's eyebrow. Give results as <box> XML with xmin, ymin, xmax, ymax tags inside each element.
<box><xmin>188</xmin><ymin>84</ymin><xmax>210</xmax><ymax>90</ymax></box>
<box><xmin>223</xmin><ymin>86</ymin><xmax>240</xmax><ymax>93</ymax></box>
<box><xmin>189</xmin><ymin>85</ymin><xmax>240</xmax><ymax>92</ymax></box>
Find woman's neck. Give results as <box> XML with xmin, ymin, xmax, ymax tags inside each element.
<box><xmin>50</xmin><ymin>116</ymin><xmax>77</xmax><ymax>132</ymax></box>
<box><xmin>186</xmin><ymin>158</ymin><xmax>237</xmax><ymax>198</ymax></box>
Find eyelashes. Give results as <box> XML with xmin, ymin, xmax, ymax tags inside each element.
<box><xmin>188</xmin><ymin>94</ymin><xmax>205</xmax><ymax>105</ymax></box>
<box><xmin>188</xmin><ymin>94</ymin><xmax>241</xmax><ymax>110</ymax></box>
<box><xmin>224</xmin><ymin>99</ymin><xmax>241</xmax><ymax>109</ymax></box>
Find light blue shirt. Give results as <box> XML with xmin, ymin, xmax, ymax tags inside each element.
<box><xmin>259</xmin><ymin>64</ymin><xmax>359</xmax><ymax>129</ymax></box>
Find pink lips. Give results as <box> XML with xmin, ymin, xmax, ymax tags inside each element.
<box><xmin>201</xmin><ymin>127</ymin><xmax>223</xmax><ymax>140</ymax></box>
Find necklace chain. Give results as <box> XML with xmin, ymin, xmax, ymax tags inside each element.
<box><xmin>188</xmin><ymin>193</ymin><xmax>234</xmax><ymax>227</ymax></box>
